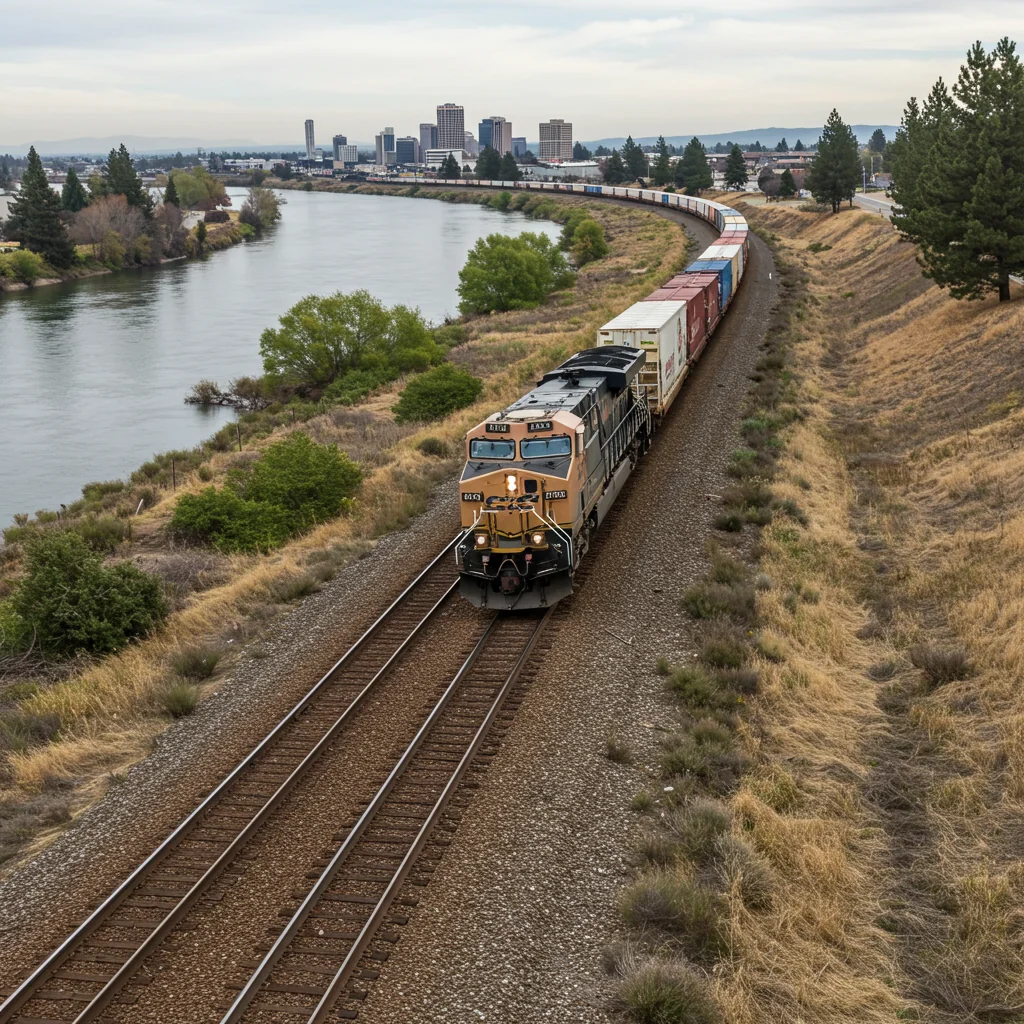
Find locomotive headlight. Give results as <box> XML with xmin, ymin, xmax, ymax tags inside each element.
<box><xmin>475</xmin><ymin>533</ymin><xmax>489</xmax><ymax>547</ymax></box>
<box><xmin>505</xmin><ymin>474</ymin><xmax>517</xmax><ymax>493</ymax></box>
<box><xmin>531</xmin><ymin>531</ymin><xmax>545</xmax><ymax>546</ymax></box>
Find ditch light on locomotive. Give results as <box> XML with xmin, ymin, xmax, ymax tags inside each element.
<box><xmin>456</xmin><ymin>346</ymin><xmax>651</xmax><ymax>609</ymax></box>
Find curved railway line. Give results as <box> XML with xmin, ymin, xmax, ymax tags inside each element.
<box><xmin>0</xmin><ymin>541</ymin><xmax>557</xmax><ymax>1024</ymax></box>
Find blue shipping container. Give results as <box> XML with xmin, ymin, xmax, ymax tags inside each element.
<box><xmin>685</xmin><ymin>259</ymin><xmax>733</xmax><ymax>307</ymax></box>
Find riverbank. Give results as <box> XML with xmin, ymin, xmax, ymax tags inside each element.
<box><xmin>0</xmin><ymin>188</ymin><xmax>694</xmax><ymax>871</ymax></box>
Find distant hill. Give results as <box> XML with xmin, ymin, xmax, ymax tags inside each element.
<box><xmin>583</xmin><ymin>126</ymin><xmax>900</xmax><ymax>151</ymax></box>
<box><xmin>0</xmin><ymin>136</ymin><xmax>312</xmax><ymax>157</ymax></box>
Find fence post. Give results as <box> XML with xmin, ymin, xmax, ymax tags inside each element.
<box><xmin>171</xmin><ymin>458</ymin><xmax>176</xmax><ymax>491</ymax></box>
<box><xmin>236</xmin><ymin>423</ymin><xmax>243</xmax><ymax>451</ymax></box>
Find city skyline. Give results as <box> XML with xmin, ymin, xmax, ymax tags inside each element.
<box><xmin>5</xmin><ymin>2</ymin><xmax>1023</xmax><ymax>144</ymax></box>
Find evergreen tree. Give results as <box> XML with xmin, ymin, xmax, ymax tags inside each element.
<box><xmin>0</xmin><ymin>159</ymin><xmax>12</xmax><ymax>190</ymax></box>
<box><xmin>438</xmin><ymin>153</ymin><xmax>461</xmax><ymax>179</ymax></box>
<box><xmin>61</xmin><ymin>167</ymin><xmax>90</xmax><ymax>212</ymax></box>
<box><xmin>476</xmin><ymin>146</ymin><xmax>502</xmax><ymax>179</ymax></box>
<box><xmin>869</xmin><ymin>128</ymin><xmax>887</xmax><ymax>153</ymax></box>
<box><xmin>104</xmin><ymin>143</ymin><xmax>153</xmax><ymax>217</ymax></box>
<box><xmin>675</xmin><ymin>137</ymin><xmax>713</xmax><ymax>194</ymax></box>
<box><xmin>572</xmin><ymin>142</ymin><xmax>592</xmax><ymax>160</ymax></box>
<box><xmin>602</xmin><ymin>149</ymin><xmax>627</xmax><ymax>185</ymax></box>
<box><xmin>163</xmin><ymin>173</ymin><xmax>180</xmax><ymax>207</ymax></box>
<box><xmin>775</xmin><ymin>137</ymin><xmax>789</xmax><ymax>152</ymax></box>
<box><xmin>779</xmin><ymin>168</ymin><xmax>797</xmax><ymax>198</ymax></box>
<box><xmin>621</xmin><ymin>136</ymin><xmax>648</xmax><ymax>181</ymax></box>
<box><xmin>794</xmin><ymin>139</ymin><xmax>805</xmax><ymax>151</ymax></box>
<box><xmin>724</xmin><ymin>143</ymin><xmax>748</xmax><ymax>189</ymax></box>
<box><xmin>498</xmin><ymin>152</ymin><xmax>521</xmax><ymax>181</ymax></box>
<box><xmin>5</xmin><ymin>147</ymin><xmax>75</xmax><ymax>268</ymax></box>
<box><xmin>895</xmin><ymin>38</ymin><xmax>1024</xmax><ymax>301</ymax></box>
<box><xmin>805</xmin><ymin>108</ymin><xmax>861</xmax><ymax>212</ymax></box>
<box><xmin>594</xmin><ymin>145</ymin><xmax>611</xmax><ymax>157</ymax></box>
<box><xmin>651</xmin><ymin>135</ymin><xmax>671</xmax><ymax>185</ymax></box>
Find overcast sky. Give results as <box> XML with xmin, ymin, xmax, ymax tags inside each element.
<box><xmin>4</xmin><ymin>0</ymin><xmax>1024</xmax><ymax>146</ymax></box>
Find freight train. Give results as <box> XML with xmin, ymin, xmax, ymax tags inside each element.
<box><xmin>368</xmin><ymin>176</ymin><xmax>748</xmax><ymax>608</ymax></box>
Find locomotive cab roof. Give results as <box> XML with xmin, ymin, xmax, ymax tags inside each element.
<box><xmin>538</xmin><ymin>346</ymin><xmax>646</xmax><ymax>392</ymax></box>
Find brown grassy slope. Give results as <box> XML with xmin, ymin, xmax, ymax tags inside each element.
<box><xmin>0</xmin><ymin>193</ymin><xmax>693</xmax><ymax>869</ymax></box>
<box><xmin>720</xmin><ymin>203</ymin><xmax>1024</xmax><ymax>1022</ymax></box>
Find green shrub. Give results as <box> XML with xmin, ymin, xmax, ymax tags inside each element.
<box><xmin>322</xmin><ymin>368</ymin><xmax>388</xmax><ymax>406</ymax></box>
<box><xmin>393</xmin><ymin>364</ymin><xmax>482</xmax><ymax>423</ymax></box>
<box><xmin>666</xmin><ymin>666</ymin><xmax>727</xmax><ymax>709</ymax></box>
<box><xmin>0</xmin><ymin>249</ymin><xmax>49</xmax><ymax>284</ymax></box>
<box><xmin>571</xmin><ymin>219</ymin><xmax>609</xmax><ymax>265</ymax></box>
<box><xmin>71</xmin><ymin>515</ymin><xmax>128</xmax><ymax>553</ymax></box>
<box><xmin>232</xmin><ymin>432</ymin><xmax>361</xmax><ymax>530</ymax></box>
<box><xmin>170</xmin><ymin>646</ymin><xmax>222</xmax><ymax>680</ymax></box>
<box><xmin>714</xmin><ymin>834</ymin><xmax>775</xmax><ymax>910</ymax></box>
<box><xmin>681</xmin><ymin>582</ymin><xmax>756</xmax><ymax>622</ymax></box>
<box><xmin>666</xmin><ymin>799</ymin><xmax>731</xmax><ymax>864</ymax></box>
<box><xmin>700</xmin><ymin>631</ymin><xmax>747</xmax><ymax>669</ymax></box>
<box><xmin>456</xmin><ymin>231</ymin><xmax>574</xmax><ymax>314</ymax></box>
<box><xmin>163</xmin><ymin>682</ymin><xmax>199</xmax><ymax>718</ymax></box>
<box><xmin>416</xmin><ymin>436</ymin><xmax>448</xmax><ymax>458</ymax></box>
<box><xmin>0</xmin><ymin>600</ymin><xmax>27</xmax><ymax>654</ymax></box>
<box><xmin>616</xmin><ymin>960</ymin><xmax>721</xmax><ymax>1024</ymax></box>
<box><xmin>12</xmin><ymin>532</ymin><xmax>166</xmax><ymax>657</ymax></box>
<box><xmin>170</xmin><ymin>487</ymin><xmax>293</xmax><ymax>553</ymax></box>
<box><xmin>559</xmin><ymin>209</ymin><xmax>592</xmax><ymax>249</ymax></box>
<box><xmin>81</xmin><ymin>480</ymin><xmax>125</xmax><ymax>502</ymax></box>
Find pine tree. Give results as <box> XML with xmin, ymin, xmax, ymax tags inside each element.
<box><xmin>476</xmin><ymin>146</ymin><xmax>502</xmax><ymax>179</ymax></box>
<box><xmin>869</xmin><ymin>128</ymin><xmax>887</xmax><ymax>153</ymax></box>
<box><xmin>779</xmin><ymin>169</ymin><xmax>797</xmax><ymax>198</ymax></box>
<box><xmin>651</xmin><ymin>136</ymin><xmax>671</xmax><ymax>186</ymax></box>
<box><xmin>775</xmin><ymin>137</ymin><xmax>789</xmax><ymax>152</ymax></box>
<box><xmin>439</xmin><ymin>153</ymin><xmax>461</xmax><ymax>179</ymax></box>
<box><xmin>61</xmin><ymin>167</ymin><xmax>90</xmax><ymax>212</ymax></box>
<box><xmin>794</xmin><ymin>139</ymin><xmax>805</xmax><ymax>151</ymax></box>
<box><xmin>104</xmin><ymin>143</ymin><xmax>153</xmax><ymax>217</ymax></box>
<box><xmin>621</xmin><ymin>136</ymin><xmax>648</xmax><ymax>181</ymax></box>
<box><xmin>0</xmin><ymin>159</ymin><xmax>12</xmax><ymax>191</ymax></box>
<box><xmin>498</xmin><ymin>152</ymin><xmax>521</xmax><ymax>181</ymax></box>
<box><xmin>602</xmin><ymin>149</ymin><xmax>627</xmax><ymax>185</ymax></box>
<box><xmin>5</xmin><ymin>147</ymin><xmax>75</xmax><ymax>268</ymax></box>
<box><xmin>163</xmin><ymin>173</ymin><xmax>181</xmax><ymax>207</ymax></box>
<box><xmin>896</xmin><ymin>38</ymin><xmax>1024</xmax><ymax>301</ymax></box>
<box><xmin>805</xmin><ymin>109</ymin><xmax>861</xmax><ymax>213</ymax></box>
<box><xmin>675</xmin><ymin>137</ymin><xmax>713</xmax><ymax>194</ymax></box>
<box><xmin>724</xmin><ymin>143</ymin><xmax>748</xmax><ymax>189</ymax></box>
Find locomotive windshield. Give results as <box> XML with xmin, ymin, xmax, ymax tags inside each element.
<box><xmin>469</xmin><ymin>438</ymin><xmax>515</xmax><ymax>459</ymax></box>
<box><xmin>521</xmin><ymin>435</ymin><xmax>572</xmax><ymax>459</ymax></box>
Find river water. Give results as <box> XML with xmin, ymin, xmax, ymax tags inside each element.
<box><xmin>0</xmin><ymin>189</ymin><xmax>557</xmax><ymax>528</ymax></box>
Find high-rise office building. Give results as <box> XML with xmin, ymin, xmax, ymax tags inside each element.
<box><xmin>479</xmin><ymin>116</ymin><xmax>512</xmax><ymax>155</ymax></box>
<box><xmin>375</xmin><ymin>127</ymin><xmax>396</xmax><ymax>166</ymax></box>
<box><xmin>332</xmin><ymin>134</ymin><xmax>347</xmax><ymax>161</ymax></box>
<box><xmin>538</xmin><ymin>119</ymin><xmax>573</xmax><ymax>161</ymax></box>
<box><xmin>419</xmin><ymin>123</ymin><xmax>438</xmax><ymax>153</ymax></box>
<box><xmin>395</xmin><ymin>137</ymin><xmax>420</xmax><ymax>165</ymax></box>
<box><xmin>463</xmin><ymin>131</ymin><xmax>478</xmax><ymax>157</ymax></box>
<box><xmin>436</xmin><ymin>103</ymin><xmax>465</xmax><ymax>150</ymax></box>
<box><xmin>334</xmin><ymin>144</ymin><xmax>358</xmax><ymax>166</ymax></box>
<box><xmin>304</xmin><ymin>119</ymin><xmax>315</xmax><ymax>160</ymax></box>
<box><xmin>512</xmin><ymin>137</ymin><xmax>528</xmax><ymax>159</ymax></box>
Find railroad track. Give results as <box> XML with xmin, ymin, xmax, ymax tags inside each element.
<box><xmin>218</xmin><ymin>610</ymin><xmax>551</xmax><ymax>1023</ymax></box>
<box><xmin>0</xmin><ymin>540</ymin><xmax>464</xmax><ymax>1024</ymax></box>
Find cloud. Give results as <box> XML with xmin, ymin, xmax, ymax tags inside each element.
<box><xmin>2</xmin><ymin>0</ymin><xmax>1023</xmax><ymax>144</ymax></box>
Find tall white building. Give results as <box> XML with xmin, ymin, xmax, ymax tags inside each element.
<box><xmin>436</xmin><ymin>103</ymin><xmax>465</xmax><ymax>150</ymax></box>
<box><xmin>304</xmin><ymin>119</ymin><xmax>315</xmax><ymax>160</ymax></box>
<box><xmin>538</xmin><ymin>119</ymin><xmax>573</xmax><ymax>162</ymax></box>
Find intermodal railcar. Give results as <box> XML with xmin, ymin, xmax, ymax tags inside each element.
<box><xmin>366</xmin><ymin>175</ymin><xmax>749</xmax><ymax>607</ymax></box>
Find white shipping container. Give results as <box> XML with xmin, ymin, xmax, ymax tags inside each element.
<box><xmin>701</xmin><ymin>243</ymin><xmax>744</xmax><ymax>281</ymax></box>
<box><xmin>595</xmin><ymin>301</ymin><xmax>688</xmax><ymax>415</ymax></box>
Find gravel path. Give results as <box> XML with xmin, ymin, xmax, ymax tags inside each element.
<box><xmin>0</xmin><ymin>204</ymin><xmax>776</xmax><ymax>1024</ymax></box>
<box><xmin>362</xmin><ymin>212</ymin><xmax>777</xmax><ymax>1024</ymax></box>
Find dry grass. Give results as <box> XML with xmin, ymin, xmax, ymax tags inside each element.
<box><xmin>0</xmin><ymin>189</ymin><xmax>694</xmax><ymax>870</ymax></box>
<box><xmin>708</xmin><ymin>202</ymin><xmax>1024</xmax><ymax>1023</ymax></box>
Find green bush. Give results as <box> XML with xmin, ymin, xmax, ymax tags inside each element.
<box><xmin>12</xmin><ymin>532</ymin><xmax>166</xmax><ymax>657</ymax></box>
<box><xmin>393</xmin><ymin>364</ymin><xmax>483</xmax><ymax>423</ymax></box>
<box><xmin>0</xmin><ymin>249</ymin><xmax>49</xmax><ymax>284</ymax></box>
<box><xmin>170</xmin><ymin>646</ymin><xmax>222</xmax><ymax>680</ymax></box>
<box><xmin>417</xmin><ymin>436</ymin><xmax>448</xmax><ymax>458</ymax></box>
<box><xmin>571</xmin><ymin>219</ymin><xmax>609</xmax><ymax>265</ymax></box>
<box><xmin>559</xmin><ymin>209</ymin><xmax>592</xmax><ymax>249</ymax></box>
<box><xmin>170</xmin><ymin>433</ymin><xmax>361</xmax><ymax>553</ymax></box>
<box><xmin>0</xmin><ymin>600</ymin><xmax>27</xmax><ymax>654</ymax></box>
<box><xmin>71</xmin><ymin>514</ymin><xmax>128</xmax><ymax>553</ymax></box>
<box><xmin>457</xmin><ymin>232</ymin><xmax>574</xmax><ymax>314</ymax></box>
<box><xmin>616</xmin><ymin>960</ymin><xmax>721</xmax><ymax>1024</ymax></box>
<box><xmin>322</xmin><ymin>368</ymin><xmax>388</xmax><ymax>406</ymax></box>
<box><xmin>163</xmin><ymin>682</ymin><xmax>199</xmax><ymax>718</ymax></box>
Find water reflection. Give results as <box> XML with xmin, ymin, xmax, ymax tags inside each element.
<box><xmin>0</xmin><ymin>190</ymin><xmax>557</xmax><ymax>526</ymax></box>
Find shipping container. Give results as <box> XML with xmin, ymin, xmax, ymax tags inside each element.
<box><xmin>686</xmin><ymin>258</ymin><xmax>733</xmax><ymax>308</ymax></box>
<box><xmin>595</xmin><ymin>301</ymin><xmax>689</xmax><ymax>416</ymax></box>
<box><xmin>701</xmin><ymin>243</ymin><xmax>744</xmax><ymax>283</ymax></box>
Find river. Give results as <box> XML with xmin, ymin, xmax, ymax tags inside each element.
<box><xmin>0</xmin><ymin>189</ymin><xmax>558</xmax><ymax>528</ymax></box>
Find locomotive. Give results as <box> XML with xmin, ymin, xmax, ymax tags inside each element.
<box><xmin>457</xmin><ymin>347</ymin><xmax>651</xmax><ymax>609</ymax></box>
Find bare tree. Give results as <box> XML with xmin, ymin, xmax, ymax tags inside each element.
<box><xmin>70</xmin><ymin>195</ymin><xmax>146</xmax><ymax>255</ymax></box>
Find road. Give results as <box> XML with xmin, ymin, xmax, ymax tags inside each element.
<box><xmin>853</xmin><ymin>191</ymin><xmax>895</xmax><ymax>219</ymax></box>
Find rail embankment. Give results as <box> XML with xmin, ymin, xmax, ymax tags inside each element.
<box><xmin>630</xmin><ymin>201</ymin><xmax>1024</xmax><ymax>1022</ymax></box>
<box><xmin>0</xmin><ymin>189</ymin><xmax>695</xmax><ymax>871</ymax></box>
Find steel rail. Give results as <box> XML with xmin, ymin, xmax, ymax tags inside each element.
<box><xmin>219</xmin><ymin>609</ymin><xmax>552</xmax><ymax>1024</ymax></box>
<box><xmin>0</xmin><ymin>536</ymin><xmax>461</xmax><ymax>1024</ymax></box>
